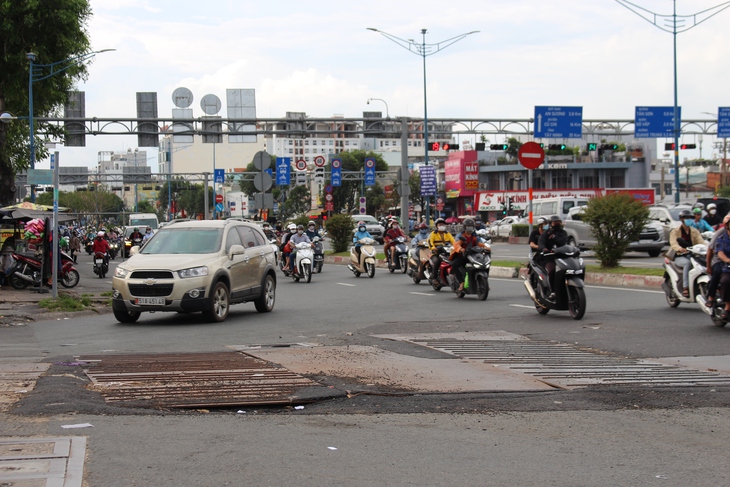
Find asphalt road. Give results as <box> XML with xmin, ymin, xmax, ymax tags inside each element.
<box><xmin>3</xmin><ymin>253</ymin><xmax>730</xmax><ymax>486</ymax></box>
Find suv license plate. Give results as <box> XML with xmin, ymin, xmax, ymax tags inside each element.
<box><xmin>136</xmin><ymin>297</ymin><xmax>165</xmax><ymax>305</ymax></box>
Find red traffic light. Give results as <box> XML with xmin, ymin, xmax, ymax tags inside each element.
<box><xmin>428</xmin><ymin>142</ymin><xmax>440</xmax><ymax>151</ymax></box>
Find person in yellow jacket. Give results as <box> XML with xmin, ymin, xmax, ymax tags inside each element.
<box><xmin>669</xmin><ymin>208</ymin><xmax>705</xmax><ymax>297</ymax></box>
<box><xmin>427</xmin><ymin>218</ymin><xmax>456</xmax><ymax>282</ymax></box>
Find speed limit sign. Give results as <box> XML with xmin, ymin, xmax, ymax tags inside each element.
<box><xmin>295</xmin><ymin>159</ymin><xmax>307</xmax><ymax>171</ymax></box>
<box><xmin>314</xmin><ymin>156</ymin><xmax>325</xmax><ymax>167</ymax></box>
<box><xmin>325</xmin><ymin>193</ymin><xmax>333</xmax><ymax>202</ymax></box>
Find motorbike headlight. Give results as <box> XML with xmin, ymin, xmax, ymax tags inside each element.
<box><xmin>114</xmin><ymin>267</ymin><xmax>130</xmax><ymax>278</ymax></box>
<box><xmin>578</xmin><ymin>258</ymin><xmax>584</xmax><ymax>266</ymax></box>
<box><xmin>178</xmin><ymin>266</ymin><xmax>208</xmax><ymax>279</ymax></box>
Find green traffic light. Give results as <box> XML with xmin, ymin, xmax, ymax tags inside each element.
<box><xmin>587</xmin><ymin>143</ymin><xmax>597</xmax><ymax>151</ymax></box>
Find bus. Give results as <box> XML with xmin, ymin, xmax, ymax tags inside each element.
<box><xmin>128</xmin><ymin>213</ymin><xmax>159</xmax><ymax>230</ymax></box>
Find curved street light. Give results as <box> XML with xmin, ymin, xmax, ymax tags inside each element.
<box><xmin>366</xmin><ymin>97</ymin><xmax>389</xmax><ymax>119</ymax></box>
<box><xmin>367</xmin><ymin>27</ymin><xmax>478</xmax><ymax>224</ymax></box>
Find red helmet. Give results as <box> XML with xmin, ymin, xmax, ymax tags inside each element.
<box><xmin>418</xmin><ymin>223</ymin><xmax>428</xmax><ymax>230</ymax></box>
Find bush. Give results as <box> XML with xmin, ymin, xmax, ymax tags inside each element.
<box><xmin>511</xmin><ymin>224</ymin><xmax>529</xmax><ymax>237</ymax></box>
<box><xmin>326</xmin><ymin>214</ymin><xmax>354</xmax><ymax>253</ymax></box>
<box><xmin>581</xmin><ymin>193</ymin><xmax>650</xmax><ymax>268</ymax></box>
<box><xmin>292</xmin><ymin>215</ymin><xmax>311</xmax><ymax>228</ymax></box>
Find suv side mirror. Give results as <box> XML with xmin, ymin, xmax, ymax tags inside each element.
<box><xmin>228</xmin><ymin>244</ymin><xmax>245</xmax><ymax>260</ymax></box>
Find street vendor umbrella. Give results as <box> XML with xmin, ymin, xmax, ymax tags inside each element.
<box><xmin>444</xmin><ymin>216</ymin><xmax>459</xmax><ymax>223</ymax></box>
<box><xmin>0</xmin><ymin>201</ymin><xmax>70</xmax><ymax>212</ymax></box>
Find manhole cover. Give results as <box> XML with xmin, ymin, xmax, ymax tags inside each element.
<box><xmin>79</xmin><ymin>352</ymin><xmax>322</xmax><ymax>408</ymax></box>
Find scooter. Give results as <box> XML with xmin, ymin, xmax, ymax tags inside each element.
<box><xmin>289</xmin><ymin>241</ymin><xmax>314</xmax><ymax>283</ymax></box>
<box><xmin>407</xmin><ymin>241</ymin><xmax>432</xmax><ymax>284</ymax></box>
<box><xmin>524</xmin><ymin>245</ymin><xmax>587</xmax><ymax>320</ymax></box>
<box><xmin>124</xmin><ymin>237</ymin><xmax>143</xmax><ymax>258</ymax></box>
<box><xmin>93</xmin><ymin>251</ymin><xmax>109</xmax><ymax>278</ymax></box>
<box><xmin>386</xmin><ymin>236</ymin><xmax>409</xmax><ymax>273</ymax></box>
<box><xmin>8</xmin><ymin>250</ymin><xmax>80</xmax><ymax>289</ymax></box>
<box><xmin>430</xmin><ymin>245</ymin><xmax>454</xmax><ymax>291</ymax></box>
<box><xmin>108</xmin><ymin>239</ymin><xmax>120</xmax><ymax>260</ymax></box>
<box><xmin>312</xmin><ymin>236</ymin><xmax>324</xmax><ymax>273</ymax></box>
<box><xmin>662</xmin><ymin>244</ymin><xmax>710</xmax><ymax>309</ymax></box>
<box><xmin>348</xmin><ymin>237</ymin><xmax>376</xmax><ymax>278</ymax></box>
<box><xmin>445</xmin><ymin>246</ymin><xmax>492</xmax><ymax>300</ymax></box>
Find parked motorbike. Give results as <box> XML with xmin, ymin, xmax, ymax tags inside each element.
<box><xmin>662</xmin><ymin>244</ymin><xmax>710</xmax><ymax>309</ymax></box>
<box><xmin>289</xmin><ymin>241</ymin><xmax>314</xmax><ymax>283</ymax></box>
<box><xmin>93</xmin><ymin>251</ymin><xmax>109</xmax><ymax>278</ymax></box>
<box><xmin>8</xmin><ymin>250</ymin><xmax>80</xmax><ymax>289</ymax></box>
<box><xmin>348</xmin><ymin>237</ymin><xmax>376</xmax><ymax>278</ymax></box>
<box><xmin>386</xmin><ymin>236</ymin><xmax>409</xmax><ymax>274</ymax></box>
<box><xmin>524</xmin><ymin>245</ymin><xmax>587</xmax><ymax>320</ymax></box>
<box><xmin>430</xmin><ymin>245</ymin><xmax>454</xmax><ymax>291</ymax></box>
<box><xmin>407</xmin><ymin>241</ymin><xmax>432</xmax><ymax>284</ymax></box>
<box><xmin>445</xmin><ymin>246</ymin><xmax>491</xmax><ymax>300</ymax></box>
<box><xmin>312</xmin><ymin>236</ymin><xmax>324</xmax><ymax>273</ymax></box>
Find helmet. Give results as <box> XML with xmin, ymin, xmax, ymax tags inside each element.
<box><xmin>549</xmin><ymin>215</ymin><xmax>562</xmax><ymax>223</ymax></box>
<box><xmin>692</xmin><ymin>207</ymin><xmax>703</xmax><ymax>215</ymax></box>
<box><xmin>133</xmin><ymin>228</ymin><xmax>139</xmax><ymax>232</ymax></box>
<box><xmin>288</xmin><ymin>223</ymin><xmax>297</xmax><ymax>231</ymax></box>
<box><xmin>463</xmin><ymin>218</ymin><xmax>475</xmax><ymax>230</ymax></box>
<box><xmin>418</xmin><ymin>223</ymin><xmax>428</xmax><ymax>230</ymax></box>
<box><xmin>537</xmin><ymin>217</ymin><xmax>547</xmax><ymax>225</ymax></box>
<box><xmin>357</xmin><ymin>220</ymin><xmax>366</xmax><ymax>227</ymax></box>
<box><xmin>296</xmin><ymin>224</ymin><xmax>304</xmax><ymax>230</ymax></box>
<box><xmin>693</xmin><ymin>202</ymin><xmax>705</xmax><ymax>211</ymax></box>
<box><xmin>307</xmin><ymin>221</ymin><xmax>315</xmax><ymax>227</ymax></box>
<box><xmin>678</xmin><ymin>209</ymin><xmax>693</xmax><ymax>220</ymax></box>
<box><xmin>262</xmin><ymin>222</ymin><xmax>271</xmax><ymax>228</ymax></box>
<box><xmin>97</xmin><ymin>231</ymin><xmax>104</xmax><ymax>237</ymax></box>
<box><xmin>435</xmin><ymin>218</ymin><xmax>445</xmax><ymax>226</ymax></box>
<box><xmin>707</xmin><ymin>203</ymin><xmax>717</xmax><ymax>211</ymax></box>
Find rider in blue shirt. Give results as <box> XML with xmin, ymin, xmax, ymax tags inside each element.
<box><xmin>690</xmin><ymin>208</ymin><xmax>713</xmax><ymax>233</ymax></box>
<box><xmin>353</xmin><ymin>221</ymin><xmax>372</xmax><ymax>257</ymax></box>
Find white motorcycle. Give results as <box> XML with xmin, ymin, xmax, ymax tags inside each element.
<box><xmin>348</xmin><ymin>237</ymin><xmax>376</xmax><ymax>278</ymax></box>
<box><xmin>662</xmin><ymin>244</ymin><xmax>710</xmax><ymax>308</ymax></box>
<box><xmin>290</xmin><ymin>241</ymin><xmax>314</xmax><ymax>283</ymax></box>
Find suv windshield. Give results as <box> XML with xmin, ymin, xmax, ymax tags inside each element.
<box><xmin>141</xmin><ymin>228</ymin><xmax>223</xmax><ymax>254</ymax></box>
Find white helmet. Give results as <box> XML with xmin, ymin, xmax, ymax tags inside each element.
<box><xmin>97</xmin><ymin>231</ymin><xmax>105</xmax><ymax>237</ymax></box>
<box><xmin>288</xmin><ymin>223</ymin><xmax>297</xmax><ymax>231</ymax></box>
<box><xmin>707</xmin><ymin>203</ymin><xmax>717</xmax><ymax>211</ymax></box>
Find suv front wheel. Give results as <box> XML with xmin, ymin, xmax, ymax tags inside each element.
<box><xmin>203</xmin><ymin>281</ymin><xmax>230</xmax><ymax>322</ymax></box>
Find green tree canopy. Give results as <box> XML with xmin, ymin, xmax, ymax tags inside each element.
<box><xmin>0</xmin><ymin>1</ymin><xmax>92</xmax><ymax>206</ymax></box>
<box><xmin>326</xmin><ymin>150</ymin><xmax>389</xmax><ymax>215</ymax></box>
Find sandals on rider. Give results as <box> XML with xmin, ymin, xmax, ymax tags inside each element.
<box><xmin>722</xmin><ymin>310</ymin><xmax>730</xmax><ymax>321</ymax></box>
<box><xmin>682</xmin><ymin>288</ymin><xmax>689</xmax><ymax>298</ymax></box>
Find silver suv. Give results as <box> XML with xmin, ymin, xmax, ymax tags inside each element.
<box><xmin>112</xmin><ymin>219</ymin><xmax>277</xmax><ymax>323</ymax></box>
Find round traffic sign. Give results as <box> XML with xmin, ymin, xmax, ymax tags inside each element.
<box><xmin>518</xmin><ymin>142</ymin><xmax>545</xmax><ymax>170</ymax></box>
<box><xmin>295</xmin><ymin>159</ymin><xmax>307</xmax><ymax>171</ymax></box>
<box><xmin>365</xmin><ymin>158</ymin><xmax>375</xmax><ymax>168</ymax></box>
<box><xmin>314</xmin><ymin>156</ymin><xmax>326</xmax><ymax>167</ymax></box>
<box><xmin>324</xmin><ymin>184</ymin><xmax>333</xmax><ymax>193</ymax></box>
<box><xmin>325</xmin><ymin>193</ymin><xmax>333</xmax><ymax>202</ymax></box>
<box><xmin>331</xmin><ymin>159</ymin><xmax>341</xmax><ymax>168</ymax></box>
<box><xmin>253</xmin><ymin>151</ymin><xmax>271</xmax><ymax>170</ymax></box>
<box><xmin>359</xmin><ymin>207</ymin><xmax>366</xmax><ymax>214</ymax></box>
<box><xmin>215</xmin><ymin>194</ymin><xmax>223</xmax><ymax>204</ymax></box>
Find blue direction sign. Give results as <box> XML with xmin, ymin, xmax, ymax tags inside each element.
<box><xmin>419</xmin><ymin>165</ymin><xmax>437</xmax><ymax>196</ymax></box>
<box><xmin>364</xmin><ymin>157</ymin><xmax>376</xmax><ymax>187</ymax></box>
<box><xmin>215</xmin><ymin>202</ymin><xmax>224</xmax><ymax>213</ymax></box>
<box><xmin>718</xmin><ymin>107</ymin><xmax>730</xmax><ymax>139</ymax></box>
<box><xmin>330</xmin><ymin>157</ymin><xmax>342</xmax><ymax>186</ymax></box>
<box><xmin>276</xmin><ymin>157</ymin><xmax>291</xmax><ymax>186</ymax></box>
<box><xmin>634</xmin><ymin>106</ymin><xmax>680</xmax><ymax>138</ymax></box>
<box><xmin>534</xmin><ymin>106</ymin><xmax>583</xmax><ymax>138</ymax></box>
<box><xmin>214</xmin><ymin>168</ymin><xmax>225</xmax><ymax>184</ymax></box>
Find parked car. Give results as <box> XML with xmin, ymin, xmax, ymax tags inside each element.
<box><xmin>111</xmin><ymin>219</ymin><xmax>277</xmax><ymax>324</ymax></box>
<box><xmin>490</xmin><ymin>216</ymin><xmax>528</xmax><ymax>237</ymax></box>
<box><xmin>564</xmin><ymin>206</ymin><xmax>667</xmax><ymax>257</ymax></box>
<box><xmin>353</xmin><ymin>215</ymin><xmax>385</xmax><ymax>244</ymax></box>
<box><xmin>648</xmin><ymin>205</ymin><xmax>692</xmax><ymax>241</ymax></box>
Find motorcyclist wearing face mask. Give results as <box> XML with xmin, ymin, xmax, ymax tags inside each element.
<box><xmin>353</xmin><ymin>221</ymin><xmax>372</xmax><ymax>257</ymax></box>
<box><xmin>288</xmin><ymin>224</ymin><xmax>312</xmax><ymax>273</ymax></box>
<box><xmin>410</xmin><ymin>223</ymin><xmax>431</xmax><ymax>258</ymax></box>
<box><xmin>704</xmin><ymin>203</ymin><xmax>722</xmax><ymax>228</ymax></box>
<box><xmin>383</xmin><ymin>219</ymin><xmax>408</xmax><ymax>267</ymax></box>
<box><xmin>537</xmin><ymin>215</ymin><xmax>569</xmax><ymax>299</ymax></box>
<box><xmin>690</xmin><ymin>207</ymin><xmax>713</xmax><ymax>233</ymax></box>
<box><xmin>142</xmin><ymin>226</ymin><xmax>154</xmax><ymax>242</ymax></box>
<box><xmin>450</xmin><ymin>218</ymin><xmax>489</xmax><ymax>292</ymax></box>
<box><xmin>669</xmin><ymin>209</ymin><xmax>705</xmax><ymax>297</ymax></box>
<box><xmin>529</xmin><ymin>217</ymin><xmax>548</xmax><ymax>251</ymax></box>
<box><xmin>428</xmin><ymin>218</ymin><xmax>455</xmax><ymax>275</ymax></box>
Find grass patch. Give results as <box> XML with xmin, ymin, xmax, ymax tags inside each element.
<box><xmin>38</xmin><ymin>292</ymin><xmax>91</xmax><ymax>312</ymax></box>
<box><xmin>99</xmin><ymin>291</ymin><xmax>114</xmax><ymax>297</ymax></box>
<box><xmin>585</xmin><ymin>265</ymin><xmax>663</xmax><ymax>276</ymax></box>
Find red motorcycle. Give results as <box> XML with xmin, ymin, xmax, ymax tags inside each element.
<box><xmin>430</xmin><ymin>245</ymin><xmax>454</xmax><ymax>292</ymax></box>
<box><xmin>8</xmin><ymin>251</ymin><xmax>80</xmax><ymax>289</ymax></box>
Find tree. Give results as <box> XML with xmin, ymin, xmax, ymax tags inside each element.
<box><xmin>280</xmin><ymin>184</ymin><xmax>311</xmax><ymax>220</ymax></box>
<box><xmin>327</xmin><ymin>150</ymin><xmax>389</xmax><ymax>214</ymax></box>
<box><xmin>0</xmin><ymin>1</ymin><xmax>92</xmax><ymax>206</ymax></box>
<box><xmin>581</xmin><ymin>193</ymin><xmax>650</xmax><ymax>268</ymax></box>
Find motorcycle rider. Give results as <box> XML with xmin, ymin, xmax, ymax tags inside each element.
<box><xmin>305</xmin><ymin>221</ymin><xmax>319</xmax><ymax>240</ymax></box>
<box><xmin>704</xmin><ymin>203</ymin><xmax>722</xmax><ymax>228</ymax></box>
<box><xmin>142</xmin><ymin>226</ymin><xmax>154</xmax><ymax>242</ymax></box>
<box><xmin>690</xmin><ymin>207</ymin><xmax>713</xmax><ymax>233</ymax></box>
<box><xmin>353</xmin><ymin>221</ymin><xmax>373</xmax><ymax>258</ymax></box>
<box><xmin>288</xmin><ymin>224</ymin><xmax>312</xmax><ymax>274</ymax></box>
<box><xmin>428</xmin><ymin>217</ymin><xmax>456</xmax><ymax>276</ymax></box>
<box><xmin>280</xmin><ymin>223</ymin><xmax>297</xmax><ymax>270</ymax></box>
<box><xmin>529</xmin><ymin>217</ymin><xmax>548</xmax><ymax>252</ymax></box>
<box><xmin>130</xmin><ymin>227</ymin><xmax>143</xmax><ymax>241</ymax></box>
<box><xmin>92</xmin><ymin>230</ymin><xmax>110</xmax><ymax>265</ymax></box>
<box><xmin>537</xmin><ymin>215</ymin><xmax>569</xmax><ymax>299</ymax></box>
<box><xmin>383</xmin><ymin>218</ymin><xmax>408</xmax><ymax>267</ymax></box>
<box><xmin>262</xmin><ymin>222</ymin><xmax>278</xmax><ymax>243</ymax></box>
<box><xmin>669</xmin><ymin>209</ymin><xmax>705</xmax><ymax>297</ymax></box>
<box><xmin>705</xmin><ymin>213</ymin><xmax>730</xmax><ymax>306</ymax></box>
<box><xmin>450</xmin><ymin>218</ymin><xmax>489</xmax><ymax>292</ymax></box>
<box><xmin>713</xmin><ymin>217</ymin><xmax>730</xmax><ymax>320</ymax></box>
<box><xmin>410</xmin><ymin>223</ymin><xmax>431</xmax><ymax>258</ymax></box>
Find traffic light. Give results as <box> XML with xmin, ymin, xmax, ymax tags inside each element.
<box><xmin>587</xmin><ymin>143</ymin><xmax>597</xmax><ymax>151</ymax></box>
<box><xmin>442</xmin><ymin>143</ymin><xmax>460</xmax><ymax>150</ymax></box>
<box><xmin>490</xmin><ymin>144</ymin><xmax>508</xmax><ymax>150</ymax></box>
<box><xmin>600</xmin><ymin>143</ymin><xmax>618</xmax><ymax>151</ymax></box>
<box><xmin>548</xmin><ymin>144</ymin><xmax>566</xmax><ymax>151</ymax></box>
<box><xmin>428</xmin><ymin>142</ymin><xmax>440</xmax><ymax>151</ymax></box>
<box><xmin>501</xmin><ymin>204</ymin><xmax>507</xmax><ymax>215</ymax></box>
<box><xmin>475</xmin><ymin>142</ymin><xmax>486</xmax><ymax>151</ymax></box>
<box><xmin>506</xmin><ymin>196</ymin><xmax>512</xmax><ymax>212</ymax></box>
<box><xmin>680</xmin><ymin>143</ymin><xmax>696</xmax><ymax>150</ymax></box>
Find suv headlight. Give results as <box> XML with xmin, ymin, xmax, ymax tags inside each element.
<box><xmin>178</xmin><ymin>266</ymin><xmax>209</xmax><ymax>279</ymax></box>
<box><xmin>114</xmin><ymin>267</ymin><xmax>130</xmax><ymax>278</ymax></box>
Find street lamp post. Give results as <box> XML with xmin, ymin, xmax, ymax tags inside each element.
<box><xmin>367</xmin><ymin>27</ymin><xmax>478</xmax><ymax>225</ymax></box>
<box><xmin>366</xmin><ymin>98</ymin><xmax>389</xmax><ymax>119</ymax></box>
<box><xmin>615</xmin><ymin>0</ymin><xmax>730</xmax><ymax>203</ymax></box>
<box><xmin>27</xmin><ymin>49</ymin><xmax>115</xmax><ymax>202</ymax></box>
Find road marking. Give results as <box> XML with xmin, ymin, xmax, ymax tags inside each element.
<box><xmin>585</xmin><ymin>285</ymin><xmax>663</xmax><ymax>294</ymax></box>
<box><xmin>510</xmin><ymin>304</ymin><xmax>534</xmax><ymax>309</ymax></box>
<box><xmin>410</xmin><ymin>292</ymin><xmax>435</xmax><ymax>296</ymax></box>
<box><xmin>337</xmin><ymin>283</ymin><xmax>356</xmax><ymax>287</ymax></box>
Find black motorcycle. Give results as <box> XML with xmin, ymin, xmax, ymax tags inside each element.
<box><xmin>446</xmin><ymin>246</ymin><xmax>491</xmax><ymax>300</ymax></box>
<box><xmin>312</xmin><ymin>236</ymin><xmax>324</xmax><ymax>273</ymax></box>
<box><xmin>524</xmin><ymin>245</ymin><xmax>587</xmax><ymax>320</ymax></box>
<box><xmin>386</xmin><ymin>236</ymin><xmax>409</xmax><ymax>274</ymax></box>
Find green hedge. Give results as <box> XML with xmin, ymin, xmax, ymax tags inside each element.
<box><xmin>511</xmin><ymin>224</ymin><xmax>529</xmax><ymax>237</ymax></box>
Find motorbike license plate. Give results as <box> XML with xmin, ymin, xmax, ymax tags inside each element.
<box><xmin>135</xmin><ymin>297</ymin><xmax>165</xmax><ymax>305</ymax></box>
<box><xmin>95</xmin><ymin>259</ymin><xmax>104</xmax><ymax>264</ymax></box>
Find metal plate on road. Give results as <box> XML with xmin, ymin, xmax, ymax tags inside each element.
<box><xmin>534</xmin><ymin>106</ymin><xmax>582</xmax><ymax>138</ymax></box>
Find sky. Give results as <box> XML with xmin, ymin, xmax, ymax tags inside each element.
<box><xmin>44</xmin><ymin>0</ymin><xmax>730</xmax><ymax>169</ymax></box>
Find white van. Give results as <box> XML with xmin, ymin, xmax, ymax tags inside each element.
<box><xmin>530</xmin><ymin>197</ymin><xmax>590</xmax><ymax>221</ymax></box>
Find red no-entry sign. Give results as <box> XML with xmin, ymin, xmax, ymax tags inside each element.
<box><xmin>215</xmin><ymin>194</ymin><xmax>223</xmax><ymax>204</ymax></box>
<box><xmin>518</xmin><ymin>142</ymin><xmax>545</xmax><ymax>170</ymax></box>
